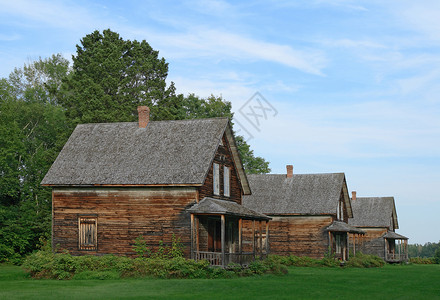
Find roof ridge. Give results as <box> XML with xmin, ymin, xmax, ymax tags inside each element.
<box><xmin>77</xmin><ymin>117</ymin><xmax>229</xmax><ymax>127</ymax></box>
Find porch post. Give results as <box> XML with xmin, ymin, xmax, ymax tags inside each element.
<box><xmin>196</xmin><ymin>217</ymin><xmax>199</xmax><ymax>255</ymax></box>
<box><xmin>252</xmin><ymin>220</ymin><xmax>256</xmax><ymax>259</ymax></box>
<box><xmin>259</xmin><ymin>221</ymin><xmax>263</xmax><ymax>256</ymax></box>
<box><xmin>328</xmin><ymin>231</ymin><xmax>332</xmax><ymax>254</ymax></box>
<box><xmin>346</xmin><ymin>232</ymin><xmax>349</xmax><ymax>260</ymax></box>
<box><xmin>190</xmin><ymin>214</ymin><xmax>194</xmax><ymax>260</ymax></box>
<box><xmin>384</xmin><ymin>238</ymin><xmax>387</xmax><ymax>261</ymax></box>
<box><xmin>265</xmin><ymin>221</ymin><xmax>269</xmax><ymax>254</ymax></box>
<box><xmin>221</xmin><ymin>215</ymin><xmax>226</xmax><ymax>268</ymax></box>
<box><xmin>238</xmin><ymin>218</ymin><xmax>242</xmax><ymax>264</ymax></box>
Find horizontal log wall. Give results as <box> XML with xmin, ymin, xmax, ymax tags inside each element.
<box><xmin>52</xmin><ymin>187</ymin><xmax>197</xmax><ymax>257</ymax></box>
<box><xmin>358</xmin><ymin>228</ymin><xmax>387</xmax><ymax>259</ymax></box>
<box><xmin>256</xmin><ymin>215</ymin><xmax>333</xmax><ymax>259</ymax></box>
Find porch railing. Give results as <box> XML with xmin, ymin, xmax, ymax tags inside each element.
<box><xmin>385</xmin><ymin>253</ymin><xmax>408</xmax><ymax>262</ymax></box>
<box><xmin>193</xmin><ymin>251</ymin><xmax>266</xmax><ymax>266</ymax></box>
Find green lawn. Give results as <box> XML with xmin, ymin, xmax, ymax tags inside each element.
<box><xmin>1</xmin><ymin>263</ymin><xmax>439</xmax><ymax>299</ymax></box>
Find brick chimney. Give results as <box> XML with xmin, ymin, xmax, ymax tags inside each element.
<box><xmin>352</xmin><ymin>191</ymin><xmax>356</xmax><ymax>201</ymax></box>
<box><xmin>137</xmin><ymin>106</ymin><xmax>150</xmax><ymax>128</ymax></box>
<box><xmin>286</xmin><ymin>165</ymin><xmax>293</xmax><ymax>178</ymax></box>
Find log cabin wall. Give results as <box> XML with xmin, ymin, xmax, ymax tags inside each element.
<box><xmin>243</xmin><ymin>215</ymin><xmax>333</xmax><ymax>259</ymax></box>
<box><xmin>358</xmin><ymin>228</ymin><xmax>388</xmax><ymax>259</ymax></box>
<box><xmin>198</xmin><ymin>134</ymin><xmax>243</xmax><ymax>204</ymax></box>
<box><xmin>52</xmin><ymin>186</ymin><xmax>198</xmax><ymax>257</ymax></box>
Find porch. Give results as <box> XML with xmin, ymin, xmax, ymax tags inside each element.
<box><xmin>326</xmin><ymin>220</ymin><xmax>365</xmax><ymax>261</ymax></box>
<box><xmin>188</xmin><ymin>197</ymin><xmax>270</xmax><ymax>267</ymax></box>
<box><xmin>383</xmin><ymin>231</ymin><xmax>408</xmax><ymax>263</ymax></box>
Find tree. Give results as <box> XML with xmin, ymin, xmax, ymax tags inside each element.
<box><xmin>235</xmin><ymin>136</ymin><xmax>271</xmax><ymax>174</ymax></box>
<box><xmin>8</xmin><ymin>54</ymin><xmax>70</xmax><ymax>104</ymax></box>
<box><xmin>60</xmin><ymin>29</ymin><xmax>170</xmax><ymax>124</ymax></box>
<box><xmin>0</xmin><ymin>56</ymin><xmax>71</xmax><ymax>262</ymax></box>
<box><xmin>435</xmin><ymin>247</ymin><xmax>440</xmax><ymax>264</ymax></box>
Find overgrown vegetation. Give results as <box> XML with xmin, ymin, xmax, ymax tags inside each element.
<box><xmin>267</xmin><ymin>253</ymin><xmax>385</xmax><ymax>268</ymax></box>
<box><xmin>22</xmin><ymin>250</ymin><xmax>286</xmax><ymax>280</ymax></box>
<box><xmin>409</xmin><ymin>257</ymin><xmax>436</xmax><ymax>264</ymax></box>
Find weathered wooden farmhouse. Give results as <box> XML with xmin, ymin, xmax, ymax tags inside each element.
<box><xmin>348</xmin><ymin>193</ymin><xmax>408</xmax><ymax>262</ymax></box>
<box><xmin>242</xmin><ymin>166</ymin><xmax>363</xmax><ymax>260</ymax></box>
<box><xmin>41</xmin><ymin>106</ymin><xmax>269</xmax><ymax>266</ymax></box>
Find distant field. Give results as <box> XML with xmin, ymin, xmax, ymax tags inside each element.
<box><xmin>1</xmin><ymin>263</ymin><xmax>439</xmax><ymax>299</ymax></box>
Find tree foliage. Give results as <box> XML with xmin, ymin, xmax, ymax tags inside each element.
<box><xmin>60</xmin><ymin>29</ymin><xmax>171</xmax><ymax>124</ymax></box>
<box><xmin>0</xmin><ymin>59</ymin><xmax>70</xmax><ymax>263</ymax></box>
<box><xmin>408</xmin><ymin>242</ymin><xmax>440</xmax><ymax>258</ymax></box>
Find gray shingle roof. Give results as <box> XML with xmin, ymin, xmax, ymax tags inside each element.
<box><xmin>242</xmin><ymin>173</ymin><xmax>352</xmax><ymax>216</ymax></box>
<box><xmin>383</xmin><ymin>230</ymin><xmax>408</xmax><ymax>240</ymax></box>
<box><xmin>326</xmin><ymin>220</ymin><xmax>365</xmax><ymax>234</ymax></box>
<box><xmin>348</xmin><ymin>197</ymin><xmax>398</xmax><ymax>229</ymax></box>
<box><xmin>187</xmin><ymin>197</ymin><xmax>270</xmax><ymax>220</ymax></box>
<box><xmin>42</xmin><ymin>118</ymin><xmax>244</xmax><ymax>187</ymax></box>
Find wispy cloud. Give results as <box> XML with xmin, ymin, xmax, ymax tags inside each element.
<box><xmin>146</xmin><ymin>28</ymin><xmax>327</xmax><ymax>75</ymax></box>
<box><xmin>0</xmin><ymin>0</ymin><xmax>100</xmax><ymax>30</ymax></box>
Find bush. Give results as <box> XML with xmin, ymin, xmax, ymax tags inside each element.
<box><xmin>22</xmin><ymin>250</ymin><xmax>287</xmax><ymax>280</ymax></box>
<box><xmin>409</xmin><ymin>257</ymin><xmax>435</xmax><ymax>264</ymax></box>
<box><xmin>345</xmin><ymin>253</ymin><xmax>385</xmax><ymax>268</ymax></box>
<box><xmin>267</xmin><ymin>253</ymin><xmax>383</xmax><ymax>268</ymax></box>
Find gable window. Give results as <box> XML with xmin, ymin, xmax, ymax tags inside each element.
<box><xmin>224</xmin><ymin>166</ymin><xmax>230</xmax><ymax>197</ymax></box>
<box><xmin>79</xmin><ymin>216</ymin><xmax>97</xmax><ymax>250</ymax></box>
<box><xmin>213</xmin><ymin>163</ymin><xmax>220</xmax><ymax>195</ymax></box>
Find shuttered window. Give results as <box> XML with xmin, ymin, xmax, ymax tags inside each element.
<box><xmin>79</xmin><ymin>216</ymin><xmax>97</xmax><ymax>250</ymax></box>
<box><xmin>224</xmin><ymin>166</ymin><xmax>230</xmax><ymax>197</ymax></box>
<box><xmin>213</xmin><ymin>163</ymin><xmax>220</xmax><ymax>195</ymax></box>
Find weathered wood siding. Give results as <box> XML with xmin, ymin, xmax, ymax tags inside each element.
<box><xmin>358</xmin><ymin>228</ymin><xmax>387</xmax><ymax>259</ymax></box>
<box><xmin>52</xmin><ymin>187</ymin><xmax>197</xmax><ymax>257</ymax></box>
<box><xmin>245</xmin><ymin>215</ymin><xmax>333</xmax><ymax>259</ymax></box>
<box><xmin>198</xmin><ymin>134</ymin><xmax>243</xmax><ymax>204</ymax></box>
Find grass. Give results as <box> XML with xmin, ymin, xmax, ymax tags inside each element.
<box><xmin>1</xmin><ymin>263</ymin><xmax>440</xmax><ymax>299</ymax></box>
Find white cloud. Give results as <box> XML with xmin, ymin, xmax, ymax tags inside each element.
<box><xmin>127</xmin><ymin>25</ymin><xmax>326</xmax><ymax>75</ymax></box>
<box><xmin>0</xmin><ymin>0</ymin><xmax>101</xmax><ymax>30</ymax></box>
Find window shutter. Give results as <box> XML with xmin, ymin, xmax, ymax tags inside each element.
<box><xmin>224</xmin><ymin>166</ymin><xmax>230</xmax><ymax>197</ymax></box>
<box><xmin>213</xmin><ymin>163</ymin><xmax>220</xmax><ymax>195</ymax></box>
<box><xmin>79</xmin><ymin>216</ymin><xmax>97</xmax><ymax>250</ymax></box>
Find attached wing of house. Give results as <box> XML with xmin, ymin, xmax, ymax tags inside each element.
<box><xmin>243</xmin><ymin>168</ymin><xmax>361</xmax><ymax>260</ymax></box>
<box><xmin>348</xmin><ymin>196</ymin><xmax>408</xmax><ymax>262</ymax></box>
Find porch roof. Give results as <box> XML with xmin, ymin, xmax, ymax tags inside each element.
<box><xmin>383</xmin><ymin>231</ymin><xmax>408</xmax><ymax>240</ymax></box>
<box><xmin>187</xmin><ymin>197</ymin><xmax>270</xmax><ymax>220</ymax></box>
<box><xmin>325</xmin><ymin>220</ymin><xmax>365</xmax><ymax>234</ymax></box>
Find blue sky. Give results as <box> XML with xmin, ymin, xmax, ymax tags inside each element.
<box><xmin>1</xmin><ymin>0</ymin><xmax>439</xmax><ymax>244</ymax></box>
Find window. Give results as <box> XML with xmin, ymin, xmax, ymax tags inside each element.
<box><xmin>213</xmin><ymin>163</ymin><xmax>220</xmax><ymax>195</ymax></box>
<box><xmin>79</xmin><ymin>216</ymin><xmax>97</xmax><ymax>250</ymax></box>
<box><xmin>224</xmin><ymin>166</ymin><xmax>230</xmax><ymax>197</ymax></box>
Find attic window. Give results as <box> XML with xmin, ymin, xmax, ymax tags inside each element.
<box><xmin>78</xmin><ymin>216</ymin><xmax>97</xmax><ymax>251</ymax></box>
<box><xmin>224</xmin><ymin>166</ymin><xmax>230</xmax><ymax>197</ymax></box>
<box><xmin>213</xmin><ymin>163</ymin><xmax>220</xmax><ymax>195</ymax></box>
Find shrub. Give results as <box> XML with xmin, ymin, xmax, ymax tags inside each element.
<box><xmin>22</xmin><ymin>251</ymin><xmax>286</xmax><ymax>280</ymax></box>
<box><xmin>409</xmin><ymin>257</ymin><xmax>435</xmax><ymax>264</ymax></box>
<box><xmin>345</xmin><ymin>253</ymin><xmax>385</xmax><ymax>268</ymax></box>
<box><xmin>132</xmin><ymin>236</ymin><xmax>151</xmax><ymax>258</ymax></box>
